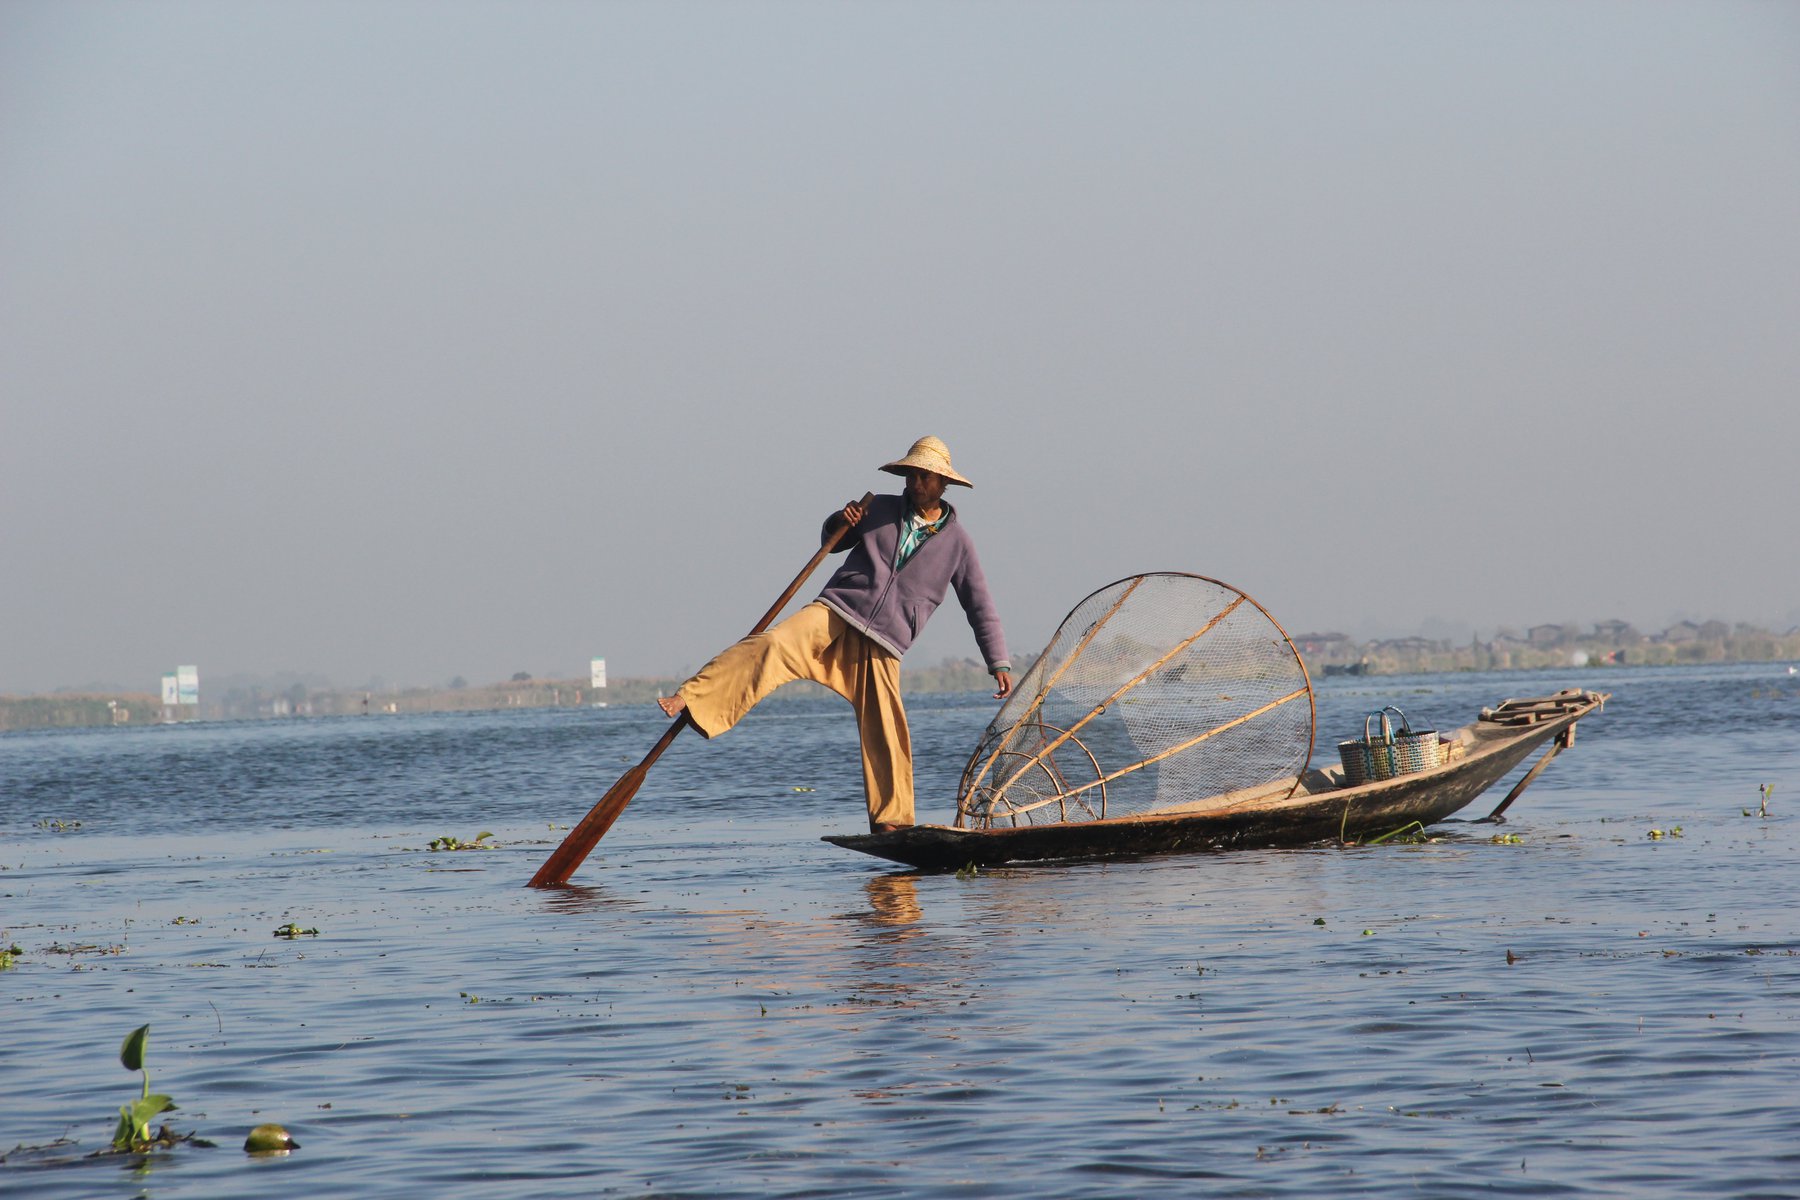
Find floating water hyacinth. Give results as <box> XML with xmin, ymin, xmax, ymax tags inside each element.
<box><xmin>111</xmin><ymin>1025</ymin><xmax>178</xmax><ymax>1152</ymax></box>
<box><xmin>427</xmin><ymin>831</ymin><xmax>494</xmax><ymax>851</ymax></box>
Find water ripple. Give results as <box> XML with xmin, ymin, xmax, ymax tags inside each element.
<box><xmin>4</xmin><ymin>676</ymin><xmax>1799</xmax><ymax>1196</ymax></box>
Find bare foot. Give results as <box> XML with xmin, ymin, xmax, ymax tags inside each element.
<box><xmin>657</xmin><ymin>694</ymin><xmax>686</xmax><ymax>718</ymax></box>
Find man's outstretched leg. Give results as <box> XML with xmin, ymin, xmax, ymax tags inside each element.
<box><xmin>663</xmin><ymin>604</ymin><xmax>833</xmax><ymax>738</ymax></box>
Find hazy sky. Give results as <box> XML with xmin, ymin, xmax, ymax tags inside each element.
<box><xmin>4</xmin><ymin>0</ymin><xmax>1798</xmax><ymax>695</ymax></box>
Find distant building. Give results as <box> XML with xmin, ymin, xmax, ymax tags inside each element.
<box><xmin>1377</xmin><ymin>636</ymin><xmax>1438</xmax><ymax>653</ymax></box>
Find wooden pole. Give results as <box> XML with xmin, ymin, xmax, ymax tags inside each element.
<box><xmin>527</xmin><ymin>492</ymin><xmax>875</xmax><ymax>887</ymax></box>
<box><xmin>1483</xmin><ymin>724</ymin><xmax>1575</xmax><ymax>821</ymax></box>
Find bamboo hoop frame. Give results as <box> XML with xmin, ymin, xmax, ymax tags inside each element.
<box><xmin>956</xmin><ymin>577</ymin><xmax>1144</xmax><ymax>806</ymax></box>
<box><xmin>960</xmin><ymin>721</ymin><xmax>1108</xmax><ymax>828</ymax></box>
<box><xmin>954</xmin><ymin>572</ymin><xmax>1317</xmax><ymax>823</ymax></box>
<box><xmin>983</xmin><ymin>594</ymin><xmax>1248</xmax><ymax>802</ymax></box>
<box><xmin>972</xmin><ymin>686</ymin><xmax>1311</xmax><ymax>821</ymax></box>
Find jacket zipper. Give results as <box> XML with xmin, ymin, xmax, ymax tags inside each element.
<box><xmin>856</xmin><ymin>498</ymin><xmax>949</xmax><ymax>647</ymax></box>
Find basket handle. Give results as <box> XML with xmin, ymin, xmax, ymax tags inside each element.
<box><xmin>1363</xmin><ymin>710</ymin><xmax>1395</xmax><ymax>745</ymax></box>
<box><xmin>1380</xmin><ymin>705</ymin><xmax>1414</xmax><ymax>736</ymax></box>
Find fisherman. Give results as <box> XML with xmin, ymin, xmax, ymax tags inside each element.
<box><xmin>657</xmin><ymin>436</ymin><xmax>1012</xmax><ymax>832</ymax></box>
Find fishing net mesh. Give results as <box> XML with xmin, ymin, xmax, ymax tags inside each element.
<box><xmin>957</xmin><ymin>574</ymin><xmax>1315</xmax><ymax>828</ymax></box>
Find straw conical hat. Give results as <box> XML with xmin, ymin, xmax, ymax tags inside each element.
<box><xmin>878</xmin><ymin>436</ymin><xmax>973</xmax><ymax>488</ymax></box>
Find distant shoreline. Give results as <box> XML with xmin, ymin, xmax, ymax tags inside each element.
<box><xmin>5</xmin><ymin>627</ymin><xmax>1797</xmax><ymax>733</ymax></box>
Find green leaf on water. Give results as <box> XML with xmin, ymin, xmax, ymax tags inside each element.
<box><xmin>113</xmin><ymin>1094</ymin><xmax>177</xmax><ymax>1150</ymax></box>
<box><xmin>120</xmin><ymin>1024</ymin><xmax>149</xmax><ymax>1072</ymax></box>
<box><xmin>132</xmin><ymin>1095</ymin><xmax>177</xmax><ymax>1122</ymax></box>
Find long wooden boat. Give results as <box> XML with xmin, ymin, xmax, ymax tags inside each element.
<box><xmin>824</xmin><ymin>689</ymin><xmax>1607</xmax><ymax>870</ymax></box>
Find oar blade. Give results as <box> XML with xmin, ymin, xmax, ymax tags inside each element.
<box><xmin>527</xmin><ymin>763</ymin><xmax>651</xmax><ymax>887</ymax></box>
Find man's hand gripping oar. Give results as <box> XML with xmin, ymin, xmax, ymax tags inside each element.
<box><xmin>527</xmin><ymin>492</ymin><xmax>875</xmax><ymax>887</ymax></box>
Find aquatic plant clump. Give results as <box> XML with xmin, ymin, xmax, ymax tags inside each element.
<box><xmin>111</xmin><ymin>1025</ymin><xmax>178</xmax><ymax>1152</ymax></box>
<box><xmin>427</xmin><ymin>831</ymin><xmax>495</xmax><ymax>851</ymax></box>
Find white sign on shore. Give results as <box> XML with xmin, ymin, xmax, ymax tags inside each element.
<box><xmin>590</xmin><ymin>657</ymin><xmax>607</xmax><ymax>689</ymax></box>
<box><xmin>176</xmin><ymin>665</ymin><xmax>199</xmax><ymax>706</ymax></box>
<box><xmin>161</xmin><ymin>674</ymin><xmax>179</xmax><ymax>706</ymax></box>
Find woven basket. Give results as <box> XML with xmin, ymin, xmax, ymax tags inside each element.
<box><xmin>1338</xmin><ymin>734</ymin><xmax>1385</xmax><ymax>785</ymax></box>
<box><xmin>1339</xmin><ymin>707</ymin><xmax>1443</xmax><ymax>784</ymax></box>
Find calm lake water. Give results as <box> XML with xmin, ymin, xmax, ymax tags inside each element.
<box><xmin>3</xmin><ymin>664</ymin><xmax>1797</xmax><ymax>1198</ymax></box>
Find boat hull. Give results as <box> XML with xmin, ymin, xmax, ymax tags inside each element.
<box><xmin>824</xmin><ymin>697</ymin><xmax>1600</xmax><ymax>870</ymax></box>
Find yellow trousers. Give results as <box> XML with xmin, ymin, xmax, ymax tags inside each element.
<box><xmin>677</xmin><ymin>602</ymin><xmax>913</xmax><ymax>827</ymax></box>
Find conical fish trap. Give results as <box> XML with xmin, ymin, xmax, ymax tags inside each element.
<box><xmin>957</xmin><ymin>574</ymin><xmax>1315</xmax><ymax>828</ymax></box>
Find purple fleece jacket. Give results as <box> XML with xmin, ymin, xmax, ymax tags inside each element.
<box><xmin>815</xmin><ymin>494</ymin><xmax>1010</xmax><ymax>674</ymax></box>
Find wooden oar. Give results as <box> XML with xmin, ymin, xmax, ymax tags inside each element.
<box><xmin>527</xmin><ymin>492</ymin><xmax>875</xmax><ymax>887</ymax></box>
